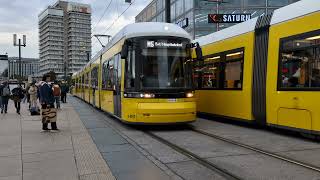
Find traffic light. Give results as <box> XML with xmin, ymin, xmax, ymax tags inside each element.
<box><xmin>125</xmin><ymin>0</ymin><xmax>131</xmax><ymax>3</ymax></box>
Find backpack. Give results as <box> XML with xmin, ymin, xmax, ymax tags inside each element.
<box><xmin>53</xmin><ymin>85</ymin><xmax>61</xmax><ymax>96</ymax></box>
<box><xmin>2</xmin><ymin>86</ymin><xmax>10</xmax><ymax>96</ymax></box>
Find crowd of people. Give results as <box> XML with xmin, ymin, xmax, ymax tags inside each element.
<box><xmin>0</xmin><ymin>74</ymin><xmax>69</xmax><ymax>132</ymax></box>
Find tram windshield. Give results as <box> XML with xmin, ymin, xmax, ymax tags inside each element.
<box><xmin>140</xmin><ymin>48</ymin><xmax>190</xmax><ymax>89</ymax></box>
<box><xmin>125</xmin><ymin>37</ymin><xmax>192</xmax><ymax>91</ymax></box>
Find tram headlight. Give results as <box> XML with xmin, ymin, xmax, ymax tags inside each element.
<box><xmin>186</xmin><ymin>92</ymin><xmax>194</xmax><ymax>98</ymax></box>
<box><xmin>142</xmin><ymin>93</ymin><xmax>155</xmax><ymax>98</ymax></box>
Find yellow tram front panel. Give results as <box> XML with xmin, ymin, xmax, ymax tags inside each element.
<box><xmin>121</xmin><ymin>98</ymin><xmax>196</xmax><ymax>124</ymax></box>
<box><xmin>267</xmin><ymin>11</ymin><xmax>320</xmax><ymax>133</ymax></box>
<box><xmin>196</xmin><ymin>32</ymin><xmax>255</xmax><ymax>121</ymax></box>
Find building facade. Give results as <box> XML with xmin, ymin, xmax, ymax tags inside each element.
<box><xmin>39</xmin><ymin>1</ymin><xmax>91</xmax><ymax>78</ymax></box>
<box><xmin>8</xmin><ymin>57</ymin><xmax>40</xmax><ymax>79</ymax></box>
<box><xmin>136</xmin><ymin>0</ymin><xmax>299</xmax><ymax>39</ymax></box>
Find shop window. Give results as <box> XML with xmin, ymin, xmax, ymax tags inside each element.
<box><xmin>268</xmin><ymin>0</ymin><xmax>289</xmax><ymax>6</ymax></box>
<box><xmin>279</xmin><ymin>30</ymin><xmax>320</xmax><ymax>89</ymax></box>
<box><xmin>193</xmin><ymin>48</ymin><xmax>244</xmax><ymax>90</ymax></box>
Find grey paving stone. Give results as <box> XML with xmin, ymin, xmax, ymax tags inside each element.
<box><xmin>207</xmin><ymin>154</ymin><xmax>320</xmax><ymax>180</ymax></box>
<box><xmin>102</xmin><ymin>149</ymin><xmax>170</xmax><ymax>180</ymax></box>
<box><xmin>80</xmin><ymin>173</ymin><xmax>115</xmax><ymax>180</ymax></box>
<box><xmin>0</xmin><ymin>155</ymin><xmax>22</xmax><ymax>177</ymax></box>
<box><xmin>193</xmin><ymin>118</ymin><xmax>320</xmax><ymax>152</ymax></box>
<box><xmin>154</xmin><ymin>131</ymin><xmax>255</xmax><ymax>158</ymax></box>
<box><xmin>167</xmin><ymin>160</ymin><xmax>227</xmax><ymax>180</ymax></box>
<box><xmin>89</xmin><ymin>128</ymin><xmax>127</xmax><ymax>152</ymax></box>
<box><xmin>0</xmin><ymin>135</ymin><xmax>20</xmax><ymax>157</ymax></box>
<box><xmin>0</xmin><ymin>175</ymin><xmax>21</xmax><ymax>180</ymax></box>
<box><xmin>98</xmin><ymin>143</ymin><xmax>134</xmax><ymax>153</ymax></box>
<box><xmin>22</xmin><ymin>149</ymin><xmax>74</xmax><ymax>163</ymax></box>
<box><xmin>82</xmin><ymin>119</ymin><xmax>109</xmax><ymax>129</ymax></box>
<box><xmin>23</xmin><ymin>150</ymin><xmax>78</xmax><ymax>180</ymax></box>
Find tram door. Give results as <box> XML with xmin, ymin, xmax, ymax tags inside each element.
<box><xmin>113</xmin><ymin>54</ymin><xmax>122</xmax><ymax>117</ymax></box>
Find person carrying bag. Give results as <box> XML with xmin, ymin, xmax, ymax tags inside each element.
<box><xmin>39</xmin><ymin>74</ymin><xmax>58</xmax><ymax>131</ymax></box>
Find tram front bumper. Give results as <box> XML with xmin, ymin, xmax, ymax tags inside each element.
<box><xmin>135</xmin><ymin>102</ymin><xmax>196</xmax><ymax>124</ymax></box>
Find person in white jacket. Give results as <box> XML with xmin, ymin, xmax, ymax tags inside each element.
<box><xmin>28</xmin><ymin>82</ymin><xmax>38</xmax><ymax>109</ymax></box>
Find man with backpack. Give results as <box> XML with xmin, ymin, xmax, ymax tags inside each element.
<box><xmin>52</xmin><ymin>81</ymin><xmax>61</xmax><ymax>109</ymax></box>
<box><xmin>1</xmin><ymin>82</ymin><xmax>10</xmax><ymax>114</ymax></box>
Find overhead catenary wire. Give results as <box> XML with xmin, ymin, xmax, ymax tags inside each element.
<box><xmin>91</xmin><ymin>0</ymin><xmax>136</xmax><ymax>55</ymax></box>
<box><xmin>91</xmin><ymin>0</ymin><xmax>113</xmax><ymax>37</ymax></box>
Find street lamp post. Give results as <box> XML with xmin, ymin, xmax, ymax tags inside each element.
<box><xmin>13</xmin><ymin>34</ymin><xmax>26</xmax><ymax>84</ymax></box>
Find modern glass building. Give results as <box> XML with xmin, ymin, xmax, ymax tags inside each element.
<box><xmin>135</xmin><ymin>0</ymin><xmax>299</xmax><ymax>39</ymax></box>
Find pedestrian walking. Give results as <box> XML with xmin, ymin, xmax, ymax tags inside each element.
<box><xmin>0</xmin><ymin>82</ymin><xmax>4</xmax><ymax>113</ymax></box>
<box><xmin>28</xmin><ymin>81</ymin><xmax>38</xmax><ymax>110</ymax></box>
<box><xmin>12</xmin><ymin>85</ymin><xmax>24</xmax><ymax>114</ymax></box>
<box><xmin>1</xmin><ymin>82</ymin><xmax>10</xmax><ymax>114</ymax></box>
<box><xmin>52</xmin><ymin>81</ymin><xmax>61</xmax><ymax>109</ymax></box>
<box><xmin>39</xmin><ymin>74</ymin><xmax>59</xmax><ymax>131</ymax></box>
<box><xmin>22</xmin><ymin>88</ymin><xmax>27</xmax><ymax>103</ymax></box>
<box><xmin>60</xmin><ymin>82</ymin><xmax>69</xmax><ymax>103</ymax></box>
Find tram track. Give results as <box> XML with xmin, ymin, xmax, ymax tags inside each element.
<box><xmin>189</xmin><ymin>125</ymin><xmax>320</xmax><ymax>174</ymax></box>
<box><xmin>145</xmin><ymin>131</ymin><xmax>244</xmax><ymax>180</ymax></box>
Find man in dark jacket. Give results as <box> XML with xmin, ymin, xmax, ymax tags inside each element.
<box><xmin>60</xmin><ymin>82</ymin><xmax>69</xmax><ymax>103</ymax></box>
<box><xmin>12</xmin><ymin>85</ymin><xmax>24</xmax><ymax>114</ymax></box>
<box><xmin>1</xmin><ymin>82</ymin><xmax>10</xmax><ymax>114</ymax></box>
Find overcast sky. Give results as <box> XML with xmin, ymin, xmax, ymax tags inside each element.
<box><xmin>0</xmin><ymin>0</ymin><xmax>151</xmax><ymax>58</ymax></box>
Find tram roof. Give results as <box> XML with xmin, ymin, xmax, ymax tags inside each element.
<box><xmin>195</xmin><ymin>17</ymin><xmax>258</xmax><ymax>46</ymax></box>
<box><xmin>90</xmin><ymin>22</ymin><xmax>191</xmax><ymax>63</ymax></box>
<box><xmin>195</xmin><ymin>0</ymin><xmax>320</xmax><ymax>47</ymax></box>
<box><xmin>270</xmin><ymin>0</ymin><xmax>320</xmax><ymax>26</ymax></box>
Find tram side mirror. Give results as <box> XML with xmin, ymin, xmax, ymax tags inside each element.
<box><xmin>195</xmin><ymin>42</ymin><xmax>203</xmax><ymax>61</ymax></box>
<box><xmin>121</xmin><ymin>43</ymin><xmax>128</xmax><ymax>59</ymax></box>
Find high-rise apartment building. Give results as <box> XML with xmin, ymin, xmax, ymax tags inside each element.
<box><xmin>39</xmin><ymin>1</ymin><xmax>91</xmax><ymax>78</ymax></box>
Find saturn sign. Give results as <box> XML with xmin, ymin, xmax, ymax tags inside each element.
<box><xmin>208</xmin><ymin>14</ymin><xmax>251</xmax><ymax>23</ymax></box>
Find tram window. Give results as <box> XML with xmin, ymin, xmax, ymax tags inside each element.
<box><xmin>279</xmin><ymin>31</ymin><xmax>320</xmax><ymax>89</ymax></box>
<box><xmin>224</xmin><ymin>51</ymin><xmax>243</xmax><ymax>89</ymax></box>
<box><xmin>194</xmin><ymin>48</ymin><xmax>244</xmax><ymax>90</ymax></box>
<box><xmin>125</xmin><ymin>49</ymin><xmax>135</xmax><ymax>89</ymax></box>
<box><xmin>102</xmin><ymin>61</ymin><xmax>108</xmax><ymax>89</ymax></box>
<box><xmin>91</xmin><ymin>67</ymin><xmax>98</xmax><ymax>88</ymax></box>
<box><xmin>86</xmin><ymin>72</ymin><xmax>89</xmax><ymax>86</ymax></box>
<box><xmin>201</xmin><ymin>56</ymin><xmax>220</xmax><ymax>89</ymax></box>
<box><xmin>107</xmin><ymin>58</ymin><xmax>115</xmax><ymax>89</ymax></box>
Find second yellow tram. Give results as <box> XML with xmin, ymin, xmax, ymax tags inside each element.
<box><xmin>193</xmin><ymin>0</ymin><xmax>320</xmax><ymax>135</ymax></box>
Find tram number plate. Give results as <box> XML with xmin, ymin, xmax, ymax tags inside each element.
<box><xmin>167</xmin><ymin>99</ymin><xmax>177</xmax><ymax>102</ymax></box>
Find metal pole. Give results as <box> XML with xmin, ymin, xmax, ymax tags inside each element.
<box><xmin>18</xmin><ymin>39</ymin><xmax>21</xmax><ymax>83</ymax></box>
<box><xmin>216</xmin><ymin>2</ymin><xmax>219</xmax><ymax>31</ymax></box>
<box><xmin>165</xmin><ymin>0</ymin><xmax>171</xmax><ymax>23</ymax></box>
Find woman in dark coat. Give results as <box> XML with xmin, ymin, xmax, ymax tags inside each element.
<box><xmin>39</xmin><ymin>74</ymin><xmax>58</xmax><ymax>131</ymax></box>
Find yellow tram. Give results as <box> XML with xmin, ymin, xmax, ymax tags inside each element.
<box><xmin>72</xmin><ymin>22</ymin><xmax>196</xmax><ymax>124</ymax></box>
<box><xmin>193</xmin><ymin>0</ymin><xmax>320</xmax><ymax>135</ymax></box>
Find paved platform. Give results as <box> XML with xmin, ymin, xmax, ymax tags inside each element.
<box><xmin>0</xmin><ymin>99</ymin><xmax>115</xmax><ymax>180</ymax></box>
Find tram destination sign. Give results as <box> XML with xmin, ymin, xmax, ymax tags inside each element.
<box><xmin>146</xmin><ymin>41</ymin><xmax>184</xmax><ymax>49</ymax></box>
<box><xmin>208</xmin><ymin>14</ymin><xmax>251</xmax><ymax>23</ymax></box>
